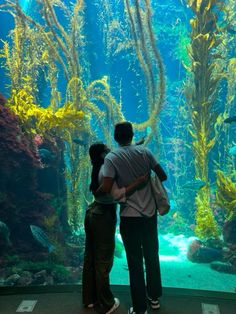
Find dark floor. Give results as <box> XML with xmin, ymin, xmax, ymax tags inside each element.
<box><xmin>0</xmin><ymin>286</ymin><xmax>236</xmax><ymax>314</ymax></box>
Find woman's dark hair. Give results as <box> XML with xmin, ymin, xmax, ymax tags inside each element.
<box><xmin>89</xmin><ymin>142</ymin><xmax>107</xmax><ymax>192</ymax></box>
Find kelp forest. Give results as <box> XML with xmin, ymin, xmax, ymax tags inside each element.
<box><xmin>0</xmin><ymin>0</ymin><xmax>235</xmax><ymax>290</ymax></box>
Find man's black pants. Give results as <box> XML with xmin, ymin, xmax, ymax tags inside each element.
<box><xmin>120</xmin><ymin>214</ymin><xmax>162</xmax><ymax>313</ymax></box>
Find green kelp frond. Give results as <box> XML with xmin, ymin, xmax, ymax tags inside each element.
<box><xmin>195</xmin><ymin>188</ymin><xmax>220</xmax><ymax>239</ymax></box>
<box><xmin>173</xmin><ymin>23</ymin><xmax>191</xmax><ymax>66</ymax></box>
<box><xmin>216</xmin><ymin>170</ymin><xmax>236</xmax><ymax>220</ymax></box>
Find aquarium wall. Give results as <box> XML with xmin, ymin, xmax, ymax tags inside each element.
<box><xmin>0</xmin><ymin>0</ymin><xmax>236</xmax><ymax>292</ymax></box>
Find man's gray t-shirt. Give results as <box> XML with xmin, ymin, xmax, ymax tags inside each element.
<box><xmin>103</xmin><ymin>145</ymin><xmax>158</xmax><ymax>217</ymax></box>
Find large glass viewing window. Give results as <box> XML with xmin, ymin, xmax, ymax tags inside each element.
<box><xmin>0</xmin><ymin>0</ymin><xmax>235</xmax><ymax>293</ymax></box>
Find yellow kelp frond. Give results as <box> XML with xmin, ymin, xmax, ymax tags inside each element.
<box><xmin>188</xmin><ymin>0</ymin><xmax>216</xmax><ymax>13</ymax></box>
<box><xmin>228</xmin><ymin>58</ymin><xmax>236</xmax><ymax>81</ymax></box>
<box><xmin>216</xmin><ymin>170</ymin><xmax>236</xmax><ymax>220</ymax></box>
<box><xmin>34</xmin><ymin>102</ymin><xmax>85</xmax><ymax>137</ymax></box>
<box><xmin>86</xmin><ymin>76</ymin><xmax>125</xmax><ymax>123</ymax></box>
<box><xmin>185</xmin><ymin>0</ymin><xmax>225</xmax><ymax>239</ymax></box>
<box><xmin>195</xmin><ymin>188</ymin><xmax>220</xmax><ymax>239</ymax></box>
<box><xmin>8</xmin><ymin>88</ymin><xmax>86</xmax><ymax>139</ymax></box>
<box><xmin>73</xmin><ymin>0</ymin><xmax>83</xmax><ymax>15</ymax></box>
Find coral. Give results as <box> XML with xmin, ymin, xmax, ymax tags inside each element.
<box><xmin>0</xmin><ymin>105</ymin><xmax>40</xmax><ymax>169</ymax></box>
<box><xmin>0</xmin><ymin>104</ymin><xmax>68</xmax><ymax>259</ymax></box>
<box><xmin>216</xmin><ymin>170</ymin><xmax>236</xmax><ymax>220</ymax></box>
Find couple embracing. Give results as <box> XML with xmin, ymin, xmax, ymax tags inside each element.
<box><xmin>82</xmin><ymin>121</ymin><xmax>168</xmax><ymax>314</ymax></box>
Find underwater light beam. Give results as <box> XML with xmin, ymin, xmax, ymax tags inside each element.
<box><xmin>19</xmin><ymin>0</ymin><xmax>32</xmax><ymax>13</ymax></box>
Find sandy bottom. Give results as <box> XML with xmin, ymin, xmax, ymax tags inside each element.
<box><xmin>110</xmin><ymin>233</ymin><xmax>236</xmax><ymax>293</ymax></box>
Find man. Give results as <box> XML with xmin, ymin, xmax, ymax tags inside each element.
<box><xmin>101</xmin><ymin>122</ymin><xmax>167</xmax><ymax>314</ymax></box>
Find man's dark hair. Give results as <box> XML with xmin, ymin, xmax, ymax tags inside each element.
<box><xmin>114</xmin><ymin>121</ymin><xmax>134</xmax><ymax>144</ymax></box>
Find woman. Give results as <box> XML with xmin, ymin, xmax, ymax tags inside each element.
<box><xmin>82</xmin><ymin>143</ymin><xmax>148</xmax><ymax>314</ymax></box>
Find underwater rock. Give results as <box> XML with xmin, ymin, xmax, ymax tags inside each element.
<box><xmin>45</xmin><ymin>275</ymin><xmax>54</xmax><ymax>285</ymax></box>
<box><xmin>68</xmin><ymin>267</ymin><xmax>81</xmax><ymax>283</ymax></box>
<box><xmin>51</xmin><ymin>266</ymin><xmax>70</xmax><ymax>284</ymax></box>
<box><xmin>38</xmin><ymin>148</ymin><xmax>56</xmax><ymax>164</ymax></box>
<box><xmin>187</xmin><ymin>239</ymin><xmax>223</xmax><ymax>263</ymax></box>
<box><xmin>223</xmin><ymin>218</ymin><xmax>236</xmax><ymax>245</ymax></box>
<box><xmin>32</xmin><ymin>270</ymin><xmax>47</xmax><ymax>285</ymax></box>
<box><xmin>5</xmin><ymin>273</ymin><xmax>20</xmax><ymax>285</ymax></box>
<box><xmin>17</xmin><ymin>271</ymin><xmax>33</xmax><ymax>286</ymax></box>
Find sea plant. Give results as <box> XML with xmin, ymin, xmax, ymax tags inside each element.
<box><xmin>101</xmin><ymin>0</ymin><xmax>166</xmax><ymax>146</ymax></box>
<box><xmin>217</xmin><ymin>0</ymin><xmax>236</xmax><ymax>174</ymax></box>
<box><xmin>0</xmin><ymin>0</ymin><xmax>125</xmax><ymax>232</ymax></box>
<box><xmin>185</xmin><ymin>0</ymin><xmax>227</xmax><ymax>239</ymax></box>
<box><xmin>173</xmin><ymin>23</ymin><xmax>191</xmax><ymax>66</ymax></box>
<box><xmin>7</xmin><ymin>87</ymin><xmax>86</xmax><ymax>140</ymax></box>
<box><xmin>195</xmin><ymin>186</ymin><xmax>220</xmax><ymax>238</ymax></box>
<box><xmin>216</xmin><ymin>170</ymin><xmax>236</xmax><ymax>220</ymax></box>
<box><xmin>124</xmin><ymin>0</ymin><xmax>165</xmax><ymax>144</ymax></box>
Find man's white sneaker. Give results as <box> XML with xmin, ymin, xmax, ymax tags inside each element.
<box><xmin>84</xmin><ymin>303</ymin><xmax>94</xmax><ymax>308</ymax></box>
<box><xmin>128</xmin><ymin>307</ymin><xmax>147</xmax><ymax>314</ymax></box>
<box><xmin>106</xmin><ymin>298</ymin><xmax>120</xmax><ymax>314</ymax></box>
<box><xmin>147</xmin><ymin>297</ymin><xmax>160</xmax><ymax>310</ymax></box>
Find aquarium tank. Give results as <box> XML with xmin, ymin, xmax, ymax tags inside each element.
<box><xmin>0</xmin><ymin>0</ymin><xmax>235</xmax><ymax>293</ymax></box>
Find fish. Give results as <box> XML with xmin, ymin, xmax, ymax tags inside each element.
<box><xmin>182</xmin><ymin>179</ymin><xmax>206</xmax><ymax>190</ymax></box>
<box><xmin>73</xmin><ymin>131</ymin><xmax>90</xmax><ymax>146</ymax></box>
<box><xmin>227</xmin><ymin>28</ymin><xmax>236</xmax><ymax>35</ymax></box>
<box><xmin>38</xmin><ymin>148</ymin><xmax>56</xmax><ymax>163</ymax></box>
<box><xmin>229</xmin><ymin>146</ymin><xmax>236</xmax><ymax>155</ymax></box>
<box><xmin>0</xmin><ymin>221</ymin><xmax>11</xmax><ymax>246</ymax></box>
<box><xmin>224</xmin><ymin>116</ymin><xmax>236</xmax><ymax>124</ymax></box>
<box><xmin>73</xmin><ymin>138</ymin><xmax>87</xmax><ymax>146</ymax></box>
<box><xmin>30</xmin><ymin>225</ymin><xmax>55</xmax><ymax>253</ymax></box>
<box><xmin>172</xmin><ymin>212</ymin><xmax>178</xmax><ymax>219</ymax></box>
<box><xmin>211</xmin><ymin>261</ymin><xmax>236</xmax><ymax>274</ymax></box>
